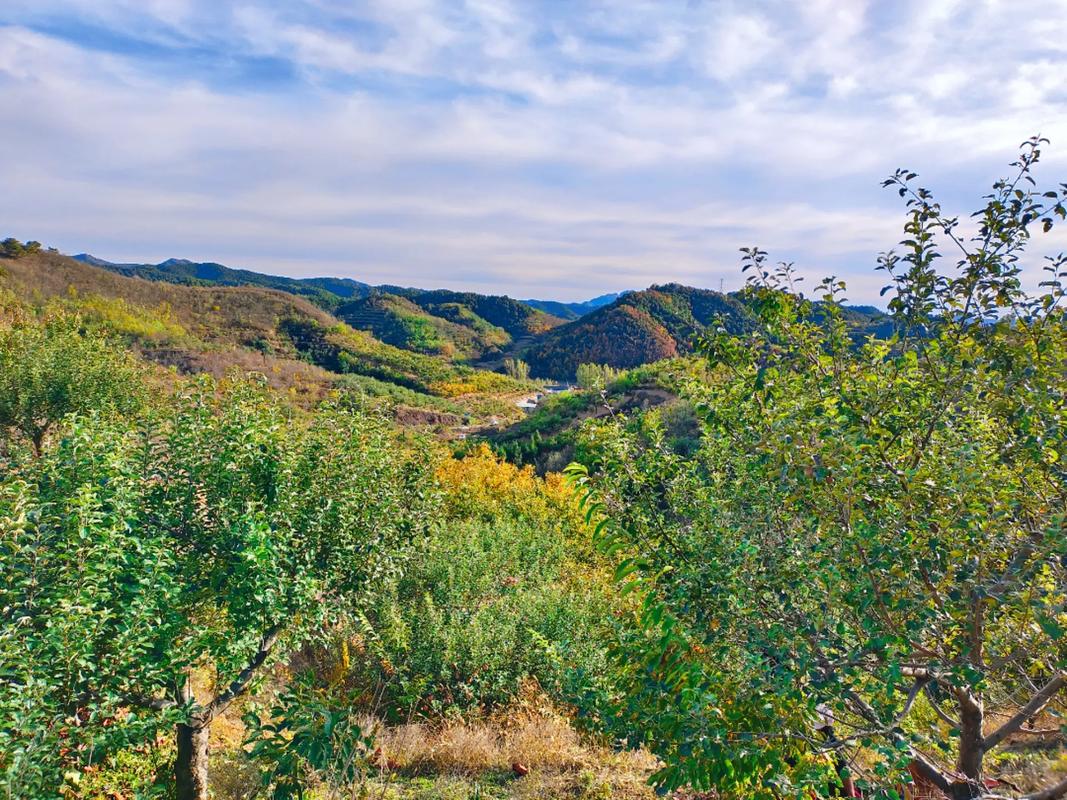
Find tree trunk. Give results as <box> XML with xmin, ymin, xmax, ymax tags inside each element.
<box><xmin>31</xmin><ymin>428</ymin><xmax>45</xmax><ymax>458</ymax></box>
<box><xmin>175</xmin><ymin>722</ymin><xmax>210</xmax><ymax>800</ymax></box>
<box><xmin>952</xmin><ymin>693</ymin><xmax>985</xmax><ymax>800</ymax></box>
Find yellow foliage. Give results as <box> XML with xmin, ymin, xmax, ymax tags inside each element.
<box><xmin>430</xmin><ymin>370</ymin><xmax>518</xmax><ymax>397</ymax></box>
<box><xmin>56</xmin><ymin>293</ymin><xmax>187</xmax><ymax>343</ymax></box>
<box><xmin>435</xmin><ymin>444</ymin><xmax>586</xmax><ymax>533</ymax></box>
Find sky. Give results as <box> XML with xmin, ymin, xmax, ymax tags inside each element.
<box><xmin>2</xmin><ymin>1</ymin><xmax>1067</xmax><ymax>302</ymax></box>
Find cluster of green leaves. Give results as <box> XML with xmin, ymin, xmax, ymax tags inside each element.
<box><xmin>243</xmin><ymin>675</ymin><xmax>377</xmax><ymax>799</ymax></box>
<box><xmin>503</xmin><ymin>358</ymin><xmax>530</xmax><ymax>381</ymax></box>
<box><xmin>356</xmin><ymin>517</ymin><xmax>612</xmax><ymax>719</ymax></box>
<box><xmin>568</xmin><ymin>139</ymin><xmax>1067</xmax><ymax>798</ymax></box>
<box><xmin>575</xmin><ymin>363</ymin><xmax>621</xmax><ymax>391</ymax></box>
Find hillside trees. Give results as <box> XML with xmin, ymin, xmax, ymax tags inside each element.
<box><xmin>569</xmin><ymin>138</ymin><xmax>1067</xmax><ymax>798</ymax></box>
<box><xmin>504</xmin><ymin>357</ymin><xmax>530</xmax><ymax>380</ymax></box>
<box><xmin>575</xmin><ymin>363</ymin><xmax>621</xmax><ymax>390</ymax></box>
<box><xmin>0</xmin><ymin>314</ymin><xmax>145</xmax><ymax>456</ymax></box>
<box><xmin>0</xmin><ymin>238</ymin><xmax>42</xmax><ymax>258</ymax></box>
<box><xmin>0</xmin><ymin>374</ymin><xmax>437</xmax><ymax>799</ymax></box>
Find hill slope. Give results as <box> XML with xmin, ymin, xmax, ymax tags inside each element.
<box><xmin>77</xmin><ymin>253</ymin><xmax>566</xmax><ymax>359</ymax></box>
<box><xmin>1</xmin><ymin>251</ymin><xmax>532</xmax><ymax>418</ymax></box>
<box><xmin>522</xmin><ymin>283</ymin><xmax>890</xmax><ymax>379</ymax></box>
<box><xmin>337</xmin><ymin>290</ymin><xmax>549</xmax><ymax>361</ymax></box>
<box><xmin>522</xmin><ymin>284</ymin><xmax>754</xmax><ymax>379</ymax></box>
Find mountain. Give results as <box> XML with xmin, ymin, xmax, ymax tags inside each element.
<box><xmin>386</xmin><ymin>288</ymin><xmax>564</xmax><ymax>339</ymax></box>
<box><xmin>3</xmin><ymin>250</ymin><xmax>533</xmax><ymax>419</ymax></box>
<box><xmin>522</xmin><ymin>292</ymin><xmax>626</xmax><ymax>320</ymax></box>
<box><xmin>76</xmin><ymin>254</ymin><xmax>565</xmax><ymax>361</ymax></box>
<box><xmin>73</xmin><ymin>254</ymin><xmax>371</xmax><ymax>310</ymax></box>
<box><xmin>521</xmin><ymin>283</ymin><xmax>890</xmax><ymax>380</ymax></box>
<box><xmin>62</xmin><ymin>250</ymin><xmax>888</xmax><ymax>382</ymax></box>
<box><xmin>521</xmin><ymin>284</ymin><xmax>752</xmax><ymax>379</ymax></box>
<box><xmin>335</xmin><ymin>292</ymin><xmax>510</xmax><ymax>359</ymax></box>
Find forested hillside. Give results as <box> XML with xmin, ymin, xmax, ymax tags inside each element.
<box><xmin>2</xmin><ymin>250</ymin><xmax>535</xmax><ymax>422</ymax></box>
<box><xmin>522</xmin><ymin>283</ymin><xmax>891</xmax><ymax>379</ymax></box>
<box><xmin>68</xmin><ymin>251</ymin><xmax>895</xmax><ymax>382</ymax></box>
<box><xmin>75</xmin><ymin>253</ymin><xmax>372</xmax><ymax>310</ymax></box>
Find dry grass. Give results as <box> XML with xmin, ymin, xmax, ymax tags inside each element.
<box><xmin>355</xmin><ymin>689</ymin><xmax>661</xmax><ymax>800</ymax></box>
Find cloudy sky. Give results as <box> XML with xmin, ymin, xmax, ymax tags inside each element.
<box><xmin>2</xmin><ymin>1</ymin><xmax>1066</xmax><ymax>301</ymax></box>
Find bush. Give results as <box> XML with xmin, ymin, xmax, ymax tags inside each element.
<box><xmin>352</xmin><ymin>518</ymin><xmax>613</xmax><ymax>719</ymax></box>
<box><xmin>344</xmin><ymin>446</ymin><xmax>612</xmax><ymax>718</ymax></box>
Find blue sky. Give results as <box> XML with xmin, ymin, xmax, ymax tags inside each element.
<box><xmin>2</xmin><ymin>1</ymin><xmax>1066</xmax><ymax>302</ymax></box>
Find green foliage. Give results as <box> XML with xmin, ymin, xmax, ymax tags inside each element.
<box><xmin>503</xmin><ymin>358</ymin><xmax>530</xmax><ymax>381</ymax></box>
<box><xmin>0</xmin><ymin>237</ymin><xmax>42</xmax><ymax>258</ymax></box>
<box><xmin>244</xmin><ymin>674</ymin><xmax>376</xmax><ymax>799</ymax></box>
<box><xmin>574</xmin><ymin>363</ymin><xmax>620</xmax><ymax>390</ymax></box>
<box><xmin>346</xmin><ymin>447</ymin><xmax>612</xmax><ymax>718</ymax></box>
<box><xmin>59</xmin><ymin>293</ymin><xmax>189</xmax><ymax>345</ymax></box>
<box><xmin>0</xmin><ymin>314</ymin><xmax>146</xmax><ymax>455</ymax></box>
<box><xmin>333</xmin><ymin>373</ymin><xmax>468</xmax><ymax>416</ymax></box>
<box><xmin>0</xmin><ymin>376</ymin><xmax>438</xmax><ymax>796</ymax></box>
<box><xmin>61</xmin><ymin>743</ymin><xmax>174</xmax><ymax>800</ymax></box>
<box><xmin>356</xmin><ymin>518</ymin><xmax>612</xmax><ymax>718</ymax></box>
<box><xmin>570</xmin><ymin>139</ymin><xmax>1067</xmax><ymax>796</ymax></box>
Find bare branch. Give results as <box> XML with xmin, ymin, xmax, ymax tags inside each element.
<box><xmin>127</xmin><ymin>694</ymin><xmax>177</xmax><ymax>711</ymax></box>
<box><xmin>983</xmin><ymin>672</ymin><xmax>1067</xmax><ymax>752</ymax></box>
<box><xmin>924</xmin><ymin>683</ymin><xmax>961</xmax><ymax>729</ymax></box>
<box><xmin>894</xmin><ymin>677</ymin><xmax>929</xmax><ymax>727</ymax></box>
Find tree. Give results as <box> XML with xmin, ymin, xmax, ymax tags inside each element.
<box><xmin>569</xmin><ymin>138</ymin><xmax>1067</xmax><ymax>799</ymax></box>
<box><xmin>0</xmin><ymin>315</ymin><xmax>145</xmax><ymax>456</ymax></box>
<box><xmin>575</xmin><ymin>362</ymin><xmax>620</xmax><ymax>390</ymax></box>
<box><xmin>0</xmin><ymin>377</ymin><xmax>438</xmax><ymax>799</ymax></box>
<box><xmin>504</xmin><ymin>357</ymin><xmax>530</xmax><ymax>381</ymax></box>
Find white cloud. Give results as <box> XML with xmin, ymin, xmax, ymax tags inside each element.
<box><xmin>1</xmin><ymin>0</ymin><xmax>1066</xmax><ymax>301</ymax></box>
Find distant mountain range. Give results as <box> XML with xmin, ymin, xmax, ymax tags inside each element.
<box><xmin>73</xmin><ymin>254</ymin><xmax>372</xmax><ymax>308</ymax></box>
<box><xmin>68</xmin><ymin>253</ymin><xmax>890</xmax><ymax>380</ymax></box>
<box><xmin>73</xmin><ymin>254</ymin><xmax>573</xmax><ymax>362</ymax></box>
<box><xmin>522</xmin><ymin>293</ymin><xmax>627</xmax><ymax>320</ymax></box>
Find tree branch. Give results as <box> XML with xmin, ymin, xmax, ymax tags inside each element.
<box><xmin>843</xmin><ymin>689</ymin><xmax>953</xmax><ymax>794</ymax></box>
<box><xmin>127</xmin><ymin>694</ymin><xmax>178</xmax><ymax>711</ymax></box>
<box><xmin>894</xmin><ymin>676</ymin><xmax>929</xmax><ymax>727</ymax></box>
<box><xmin>924</xmin><ymin>683</ymin><xmax>961</xmax><ymax>729</ymax></box>
<box><xmin>203</xmin><ymin>625</ymin><xmax>281</xmax><ymax>723</ymax></box>
<box><xmin>982</xmin><ymin>672</ymin><xmax>1067</xmax><ymax>752</ymax></box>
<box><xmin>1024</xmin><ymin>774</ymin><xmax>1067</xmax><ymax>800</ymax></box>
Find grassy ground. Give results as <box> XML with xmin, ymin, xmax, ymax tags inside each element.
<box><xmin>205</xmin><ymin>699</ymin><xmax>664</xmax><ymax>800</ymax></box>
